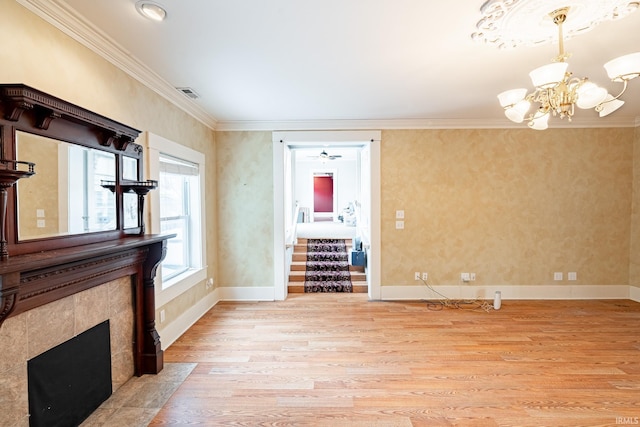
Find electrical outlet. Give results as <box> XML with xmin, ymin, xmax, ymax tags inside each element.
<box><xmin>568</xmin><ymin>272</ymin><xmax>577</xmax><ymax>281</ymax></box>
<box><xmin>415</xmin><ymin>272</ymin><xmax>421</xmax><ymax>280</ymax></box>
<box><xmin>396</xmin><ymin>220</ymin><xmax>405</xmax><ymax>229</ymax></box>
<box><xmin>422</xmin><ymin>272</ymin><xmax>428</xmax><ymax>281</ymax></box>
<box><xmin>554</xmin><ymin>272</ymin><xmax>563</xmax><ymax>281</ymax></box>
<box><xmin>461</xmin><ymin>272</ymin><xmax>470</xmax><ymax>282</ymax></box>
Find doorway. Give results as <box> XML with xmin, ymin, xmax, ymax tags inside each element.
<box><xmin>272</xmin><ymin>130</ymin><xmax>381</xmax><ymax>301</ymax></box>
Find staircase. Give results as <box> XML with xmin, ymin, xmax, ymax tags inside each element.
<box><xmin>288</xmin><ymin>238</ymin><xmax>367</xmax><ymax>293</ymax></box>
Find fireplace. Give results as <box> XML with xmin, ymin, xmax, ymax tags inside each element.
<box><xmin>0</xmin><ymin>85</ymin><xmax>173</xmax><ymax>426</ymax></box>
<box><xmin>0</xmin><ymin>274</ymin><xmax>136</xmax><ymax>426</ymax></box>
<box><xmin>0</xmin><ymin>236</ymin><xmax>170</xmax><ymax>426</ymax></box>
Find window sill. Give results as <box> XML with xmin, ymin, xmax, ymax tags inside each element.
<box><xmin>155</xmin><ymin>266</ymin><xmax>208</xmax><ymax>308</ymax></box>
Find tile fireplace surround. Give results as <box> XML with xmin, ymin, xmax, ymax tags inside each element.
<box><xmin>0</xmin><ymin>277</ymin><xmax>133</xmax><ymax>426</ymax></box>
<box><xmin>0</xmin><ymin>235</ymin><xmax>171</xmax><ymax>426</ymax></box>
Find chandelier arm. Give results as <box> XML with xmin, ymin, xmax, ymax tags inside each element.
<box><xmin>594</xmin><ymin>80</ymin><xmax>629</xmax><ymax>112</ymax></box>
<box><xmin>602</xmin><ymin>80</ymin><xmax>629</xmax><ymax>103</ymax></box>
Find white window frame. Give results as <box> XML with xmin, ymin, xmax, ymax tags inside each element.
<box><xmin>145</xmin><ymin>132</ymin><xmax>207</xmax><ymax>307</ymax></box>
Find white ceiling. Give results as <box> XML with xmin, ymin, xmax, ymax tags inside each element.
<box><xmin>21</xmin><ymin>0</ymin><xmax>640</xmax><ymax>130</ymax></box>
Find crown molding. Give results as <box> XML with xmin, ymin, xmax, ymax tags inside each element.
<box><xmin>16</xmin><ymin>0</ymin><xmax>218</xmax><ymax>130</ymax></box>
<box><xmin>215</xmin><ymin>116</ymin><xmax>640</xmax><ymax>132</ymax></box>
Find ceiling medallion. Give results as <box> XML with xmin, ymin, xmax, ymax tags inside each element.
<box><xmin>471</xmin><ymin>0</ymin><xmax>639</xmax><ymax>48</ymax></box>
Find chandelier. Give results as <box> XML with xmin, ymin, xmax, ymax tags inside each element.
<box><xmin>494</xmin><ymin>6</ymin><xmax>640</xmax><ymax>130</ymax></box>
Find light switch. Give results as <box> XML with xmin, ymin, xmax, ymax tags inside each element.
<box><xmin>395</xmin><ymin>210</ymin><xmax>404</xmax><ymax>219</ymax></box>
<box><xmin>36</xmin><ymin>209</ymin><xmax>45</xmax><ymax>218</ymax></box>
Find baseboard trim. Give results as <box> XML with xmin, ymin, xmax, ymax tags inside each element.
<box><xmin>379</xmin><ymin>284</ymin><xmax>632</xmax><ymax>301</ymax></box>
<box><xmin>158</xmin><ymin>288</ymin><xmax>220</xmax><ymax>350</ymax></box>
<box><xmin>218</xmin><ymin>286</ymin><xmax>276</xmax><ymax>301</ymax></box>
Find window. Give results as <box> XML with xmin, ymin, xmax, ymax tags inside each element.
<box><xmin>146</xmin><ymin>132</ymin><xmax>207</xmax><ymax>302</ymax></box>
<box><xmin>159</xmin><ymin>154</ymin><xmax>200</xmax><ymax>281</ymax></box>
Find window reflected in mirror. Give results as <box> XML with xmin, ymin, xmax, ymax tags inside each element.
<box><xmin>123</xmin><ymin>156</ymin><xmax>138</xmax><ymax>180</ymax></box>
<box><xmin>123</xmin><ymin>192</ymin><xmax>138</xmax><ymax>229</ymax></box>
<box><xmin>16</xmin><ymin>131</ymin><xmax>117</xmax><ymax>240</ymax></box>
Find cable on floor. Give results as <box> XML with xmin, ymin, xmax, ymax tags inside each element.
<box><xmin>417</xmin><ymin>276</ymin><xmax>494</xmax><ymax>313</ymax></box>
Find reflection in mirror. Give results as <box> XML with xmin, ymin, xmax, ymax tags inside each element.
<box><xmin>16</xmin><ymin>131</ymin><xmax>117</xmax><ymax>240</ymax></box>
<box><xmin>123</xmin><ymin>156</ymin><xmax>138</xmax><ymax>180</ymax></box>
<box><xmin>123</xmin><ymin>192</ymin><xmax>138</xmax><ymax>229</ymax></box>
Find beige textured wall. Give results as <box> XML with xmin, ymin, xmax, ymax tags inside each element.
<box><xmin>216</xmin><ymin>127</ymin><xmax>635</xmax><ymax>291</ymax></box>
<box><xmin>381</xmin><ymin>128</ymin><xmax>634</xmax><ymax>287</ymax></box>
<box><xmin>216</xmin><ymin>131</ymin><xmax>274</xmax><ymax>287</ymax></box>
<box><xmin>15</xmin><ymin>132</ymin><xmax>60</xmax><ymax>238</ymax></box>
<box><xmin>1</xmin><ymin>0</ymin><xmax>216</xmax><ymax>333</ymax></box>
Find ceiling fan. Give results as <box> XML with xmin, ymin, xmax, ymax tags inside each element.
<box><xmin>309</xmin><ymin>150</ymin><xmax>342</xmax><ymax>160</ymax></box>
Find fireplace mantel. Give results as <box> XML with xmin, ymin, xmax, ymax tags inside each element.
<box><xmin>0</xmin><ymin>234</ymin><xmax>172</xmax><ymax>375</ymax></box>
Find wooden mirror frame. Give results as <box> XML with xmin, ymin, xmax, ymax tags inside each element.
<box><xmin>0</xmin><ymin>84</ymin><xmax>143</xmax><ymax>256</ymax></box>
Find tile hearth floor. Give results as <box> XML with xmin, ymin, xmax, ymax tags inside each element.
<box><xmin>81</xmin><ymin>362</ymin><xmax>196</xmax><ymax>427</ymax></box>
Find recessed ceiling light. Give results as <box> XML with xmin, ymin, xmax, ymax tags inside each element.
<box><xmin>135</xmin><ymin>1</ymin><xmax>167</xmax><ymax>22</ymax></box>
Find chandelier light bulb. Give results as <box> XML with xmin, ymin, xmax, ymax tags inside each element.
<box><xmin>604</xmin><ymin>52</ymin><xmax>640</xmax><ymax>82</ymax></box>
<box><xmin>576</xmin><ymin>82</ymin><xmax>608</xmax><ymax>109</ymax></box>
<box><xmin>497</xmin><ymin>88</ymin><xmax>527</xmax><ymax>107</ymax></box>
<box><xmin>528</xmin><ymin>111</ymin><xmax>550</xmax><ymax>130</ymax></box>
<box><xmin>505</xmin><ymin>100</ymin><xmax>532</xmax><ymax>123</ymax></box>
<box><xmin>529</xmin><ymin>62</ymin><xmax>569</xmax><ymax>89</ymax></box>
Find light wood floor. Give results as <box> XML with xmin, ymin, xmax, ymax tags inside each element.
<box><xmin>151</xmin><ymin>294</ymin><xmax>640</xmax><ymax>426</ymax></box>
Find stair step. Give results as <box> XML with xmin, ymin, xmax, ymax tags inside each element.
<box><xmin>288</xmin><ymin>270</ymin><xmax>366</xmax><ymax>282</ymax></box>
<box><xmin>296</xmin><ymin>238</ymin><xmax>353</xmax><ymax>244</ymax></box>
<box><xmin>294</xmin><ymin>239</ymin><xmax>353</xmax><ymax>250</ymax></box>
<box><xmin>289</xmin><ymin>237</ymin><xmax>365</xmax><ymax>291</ymax></box>
<box><xmin>288</xmin><ymin>282</ymin><xmax>368</xmax><ymax>294</ymax></box>
<box><xmin>290</xmin><ymin>261</ymin><xmax>364</xmax><ymax>272</ymax></box>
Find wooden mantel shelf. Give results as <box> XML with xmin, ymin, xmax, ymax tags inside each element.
<box><xmin>0</xmin><ymin>234</ymin><xmax>173</xmax><ymax>375</ymax></box>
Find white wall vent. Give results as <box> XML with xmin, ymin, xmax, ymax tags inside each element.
<box><xmin>176</xmin><ymin>87</ymin><xmax>199</xmax><ymax>99</ymax></box>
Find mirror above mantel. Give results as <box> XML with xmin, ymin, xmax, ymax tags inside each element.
<box><xmin>0</xmin><ymin>84</ymin><xmax>148</xmax><ymax>257</ymax></box>
<box><xmin>16</xmin><ymin>131</ymin><xmax>117</xmax><ymax>240</ymax></box>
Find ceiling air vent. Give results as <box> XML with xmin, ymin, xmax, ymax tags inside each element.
<box><xmin>176</xmin><ymin>87</ymin><xmax>199</xmax><ymax>99</ymax></box>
